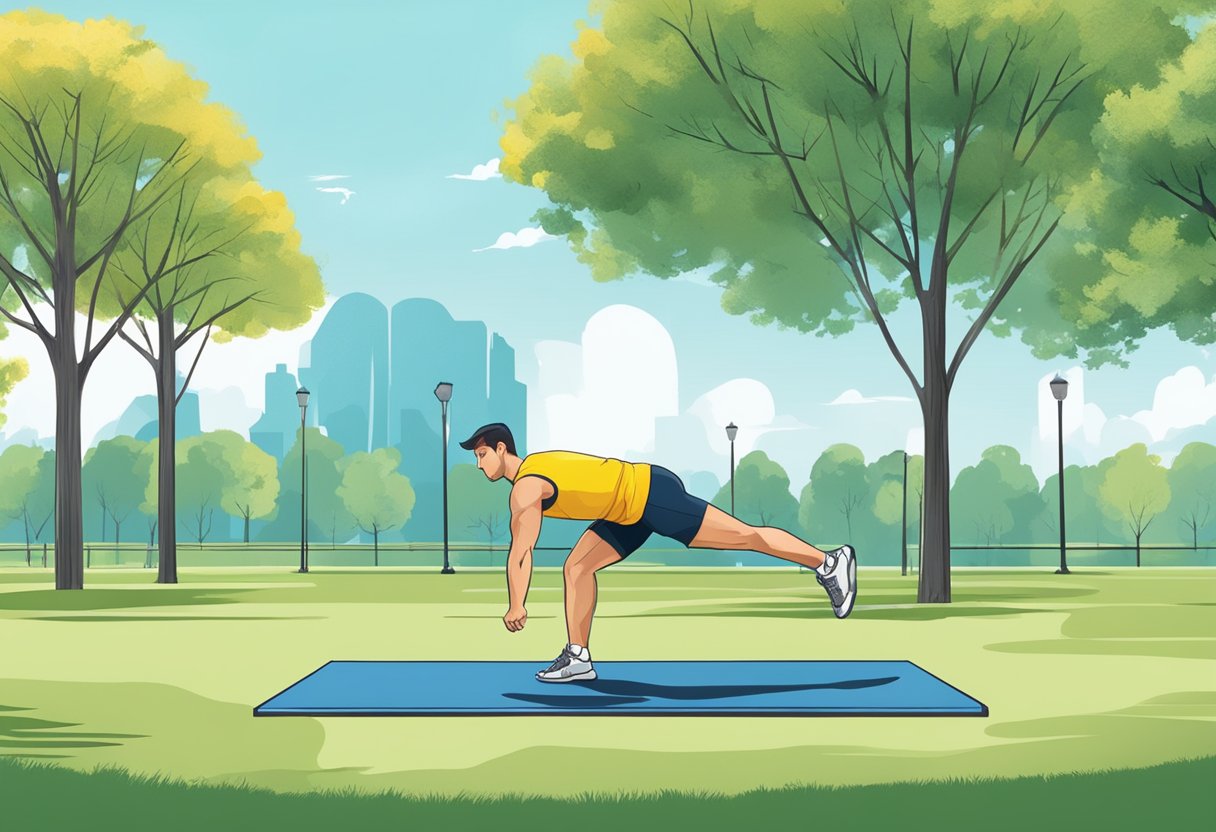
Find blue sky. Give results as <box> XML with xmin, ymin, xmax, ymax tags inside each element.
<box><xmin>1</xmin><ymin>0</ymin><xmax>1213</xmax><ymax>490</ymax></box>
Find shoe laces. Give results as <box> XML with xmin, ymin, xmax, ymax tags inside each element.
<box><xmin>544</xmin><ymin>646</ymin><xmax>578</xmax><ymax>673</ymax></box>
<box><xmin>817</xmin><ymin>572</ymin><xmax>844</xmax><ymax>606</ymax></box>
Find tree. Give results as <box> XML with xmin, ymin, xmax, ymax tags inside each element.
<box><xmin>799</xmin><ymin>444</ymin><xmax>869</xmax><ymax>548</ymax></box>
<box><xmin>258</xmin><ymin>428</ymin><xmax>349</xmax><ymax>545</ymax></box>
<box><xmin>1041</xmin><ymin>460</ymin><xmax>1117</xmax><ymax>547</ymax></box>
<box><xmin>711</xmin><ymin>450</ymin><xmax>800</xmax><ymax>532</ymax></box>
<box><xmin>207</xmin><ymin>430</ymin><xmax>279</xmax><ymax>544</ymax></box>
<box><xmin>338</xmin><ymin>448</ymin><xmax>415</xmax><ymax>565</ymax></box>
<box><xmin>1167</xmin><ymin>442</ymin><xmax>1216</xmax><ymax>548</ymax></box>
<box><xmin>113</xmin><ymin>175</ymin><xmax>322</xmax><ymax>583</ymax></box>
<box><xmin>1030</xmin><ymin>24</ymin><xmax>1216</xmax><ymax>367</ymax></box>
<box><xmin>82</xmin><ymin>437</ymin><xmax>153</xmax><ymax>552</ymax></box>
<box><xmin>172</xmin><ymin>434</ymin><xmax>231</xmax><ymax>545</ymax></box>
<box><xmin>950</xmin><ymin>446</ymin><xmax>1044</xmax><ymax>555</ymax></box>
<box><xmin>0</xmin><ymin>11</ymin><xmax>269</xmax><ymax>588</ymax></box>
<box><xmin>449</xmin><ymin>463</ymin><xmax>508</xmax><ymax>563</ymax></box>
<box><xmin>500</xmin><ymin>1</ymin><xmax>1190</xmax><ymax>601</ymax></box>
<box><xmin>1099</xmin><ymin>444</ymin><xmax>1171</xmax><ymax>567</ymax></box>
<box><xmin>0</xmin><ymin>445</ymin><xmax>54</xmax><ymax>565</ymax></box>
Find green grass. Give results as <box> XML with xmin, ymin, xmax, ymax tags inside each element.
<box><xmin>2</xmin><ymin>752</ymin><xmax>1211</xmax><ymax>830</ymax></box>
<box><xmin>1</xmin><ymin>566</ymin><xmax>1214</xmax><ymax>807</ymax></box>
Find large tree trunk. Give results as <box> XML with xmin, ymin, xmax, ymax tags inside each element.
<box><xmin>52</xmin><ymin>328</ymin><xmax>85</xmax><ymax>590</ymax></box>
<box><xmin>918</xmin><ymin>294</ymin><xmax>952</xmax><ymax>603</ymax></box>
<box><xmin>156</xmin><ymin>307</ymin><xmax>179</xmax><ymax>584</ymax></box>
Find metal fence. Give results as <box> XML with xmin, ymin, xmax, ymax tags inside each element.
<box><xmin>0</xmin><ymin>542</ymin><xmax>1213</xmax><ymax>569</ymax></box>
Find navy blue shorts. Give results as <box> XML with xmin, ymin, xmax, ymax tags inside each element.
<box><xmin>589</xmin><ymin>466</ymin><xmax>711</xmax><ymax>559</ymax></box>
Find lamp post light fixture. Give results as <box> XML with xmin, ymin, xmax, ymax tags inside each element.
<box><xmin>434</xmin><ymin>382</ymin><xmax>455</xmax><ymax>575</ymax></box>
<box><xmin>1049</xmin><ymin>374</ymin><xmax>1070</xmax><ymax>575</ymax></box>
<box><xmin>296</xmin><ymin>386</ymin><xmax>310</xmax><ymax>574</ymax></box>
<box><xmin>725</xmin><ymin>422</ymin><xmax>738</xmax><ymax>517</ymax></box>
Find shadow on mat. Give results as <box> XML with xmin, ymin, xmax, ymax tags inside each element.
<box><xmin>502</xmin><ymin>675</ymin><xmax>898</xmax><ymax>708</ymax></box>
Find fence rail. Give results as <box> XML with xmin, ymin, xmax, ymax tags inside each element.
<box><xmin>0</xmin><ymin>541</ymin><xmax>1213</xmax><ymax>569</ymax></box>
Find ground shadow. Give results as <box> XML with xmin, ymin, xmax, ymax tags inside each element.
<box><xmin>27</xmin><ymin>615</ymin><xmax>326</xmax><ymax>623</ymax></box>
<box><xmin>0</xmin><ymin>706</ymin><xmax>145</xmax><ymax>752</ymax></box>
<box><xmin>0</xmin><ymin>589</ymin><xmax>253</xmax><ymax>612</ymax></box>
<box><xmin>502</xmin><ymin>676</ymin><xmax>899</xmax><ymax>708</ymax></box>
<box><xmin>607</xmin><ymin>603</ymin><xmax>1040</xmax><ymax>622</ymax></box>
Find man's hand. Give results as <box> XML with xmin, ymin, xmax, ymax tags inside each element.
<box><xmin>503</xmin><ymin>605</ymin><xmax>527</xmax><ymax>632</ymax></box>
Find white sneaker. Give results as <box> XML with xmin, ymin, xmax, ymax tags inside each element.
<box><xmin>536</xmin><ymin>644</ymin><xmax>597</xmax><ymax>683</ymax></box>
<box><xmin>816</xmin><ymin>545</ymin><xmax>857</xmax><ymax>619</ymax></box>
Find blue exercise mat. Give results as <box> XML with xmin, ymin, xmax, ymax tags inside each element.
<box><xmin>253</xmin><ymin>660</ymin><xmax>987</xmax><ymax>717</ymax></box>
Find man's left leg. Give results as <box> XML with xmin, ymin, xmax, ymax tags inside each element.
<box><xmin>563</xmin><ymin>528</ymin><xmax>623</xmax><ymax>649</ymax></box>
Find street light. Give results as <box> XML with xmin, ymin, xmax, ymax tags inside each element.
<box><xmin>434</xmin><ymin>382</ymin><xmax>455</xmax><ymax>574</ymax></box>
<box><xmin>1050</xmin><ymin>374</ymin><xmax>1070</xmax><ymax>575</ymax></box>
<box><xmin>725</xmin><ymin>422</ymin><xmax>738</xmax><ymax>517</ymax></box>
<box><xmin>296</xmin><ymin>386</ymin><xmax>310</xmax><ymax>574</ymax></box>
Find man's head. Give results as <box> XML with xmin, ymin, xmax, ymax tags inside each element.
<box><xmin>459</xmin><ymin>423</ymin><xmax>518</xmax><ymax>481</ymax></box>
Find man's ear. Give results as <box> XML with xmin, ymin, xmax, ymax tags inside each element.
<box><xmin>496</xmin><ymin>441</ymin><xmax>507</xmax><ymax>455</ymax></box>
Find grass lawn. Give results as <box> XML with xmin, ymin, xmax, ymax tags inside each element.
<box><xmin>0</xmin><ymin>565</ymin><xmax>1212</xmax><ymax>814</ymax></box>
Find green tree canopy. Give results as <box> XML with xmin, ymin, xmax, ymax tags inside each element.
<box><xmin>499</xmin><ymin>0</ymin><xmax>1194</xmax><ymax>602</ymax></box>
<box><xmin>81</xmin><ymin>436</ymin><xmax>154</xmax><ymax>545</ymax></box>
<box><xmin>950</xmin><ymin>445</ymin><xmax>1044</xmax><ymax>546</ymax></box>
<box><xmin>711</xmin><ymin>450</ymin><xmax>800</xmax><ymax>532</ymax></box>
<box><xmin>339</xmin><ymin>448</ymin><xmax>416</xmax><ymax>561</ymax></box>
<box><xmin>1099</xmin><ymin>443</ymin><xmax>1171</xmax><ymax>565</ymax></box>
<box><xmin>1166</xmin><ymin>442</ymin><xmax>1216</xmax><ymax>548</ymax></box>
<box><xmin>172</xmin><ymin>434</ymin><xmax>227</xmax><ymax>544</ymax></box>
<box><xmin>449</xmin><ymin>463</ymin><xmax>508</xmax><ymax>560</ymax></box>
<box><xmin>0</xmin><ymin>444</ymin><xmax>54</xmax><ymax>563</ymax></box>
<box><xmin>799</xmin><ymin>444</ymin><xmax>869</xmax><ymax>547</ymax></box>
<box><xmin>200</xmin><ymin>430</ymin><xmax>280</xmax><ymax>544</ymax></box>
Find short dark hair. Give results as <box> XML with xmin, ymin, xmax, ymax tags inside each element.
<box><xmin>459</xmin><ymin>423</ymin><xmax>517</xmax><ymax>455</ymax></box>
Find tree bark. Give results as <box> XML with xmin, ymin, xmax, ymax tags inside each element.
<box><xmin>374</xmin><ymin>527</ymin><xmax>380</xmax><ymax>567</ymax></box>
<box><xmin>243</xmin><ymin>512</ymin><xmax>250</xmax><ymax>544</ymax></box>
<box><xmin>156</xmin><ymin>306</ymin><xmax>179</xmax><ymax>584</ymax></box>
<box><xmin>918</xmin><ymin>292</ymin><xmax>951</xmax><ymax>603</ymax></box>
<box><xmin>52</xmin><ymin>324</ymin><xmax>85</xmax><ymax>590</ymax></box>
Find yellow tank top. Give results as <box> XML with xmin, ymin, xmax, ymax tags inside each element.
<box><xmin>515</xmin><ymin>451</ymin><xmax>652</xmax><ymax>524</ymax></box>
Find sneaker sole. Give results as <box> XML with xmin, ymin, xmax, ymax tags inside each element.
<box><xmin>835</xmin><ymin>549</ymin><xmax>857</xmax><ymax>619</ymax></box>
<box><xmin>536</xmin><ymin>668</ymin><xmax>597</xmax><ymax>683</ymax></box>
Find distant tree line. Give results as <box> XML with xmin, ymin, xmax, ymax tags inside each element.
<box><xmin>3</xmin><ymin>434</ymin><xmax>1209</xmax><ymax>569</ymax></box>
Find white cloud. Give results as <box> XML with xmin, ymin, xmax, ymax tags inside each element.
<box><xmin>446</xmin><ymin>158</ymin><xmax>502</xmax><ymax>181</ymax></box>
<box><xmin>826</xmin><ymin>388</ymin><xmax>915</xmax><ymax>405</ymax></box>
<box><xmin>308</xmin><ymin>174</ymin><xmax>350</xmax><ymax>182</ymax></box>
<box><xmin>1129</xmin><ymin>366</ymin><xmax>1216</xmax><ymax>441</ymax></box>
<box><xmin>197</xmin><ymin>386</ymin><xmax>261</xmax><ymax>435</ymax></box>
<box><xmin>316</xmin><ymin>186</ymin><xmax>355</xmax><ymax>205</ymax></box>
<box><xmin>473</xmin><ymin>226</ymin><xmax>556</xmax><ymax>252</ymax></box>
<box><xmin>533</xmin><ymin>305</ymin><xmax>678</xmax><ymax>458</ymax></box>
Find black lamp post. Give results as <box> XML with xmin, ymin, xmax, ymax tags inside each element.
<box><xmin>725</xmin><ymin>422</ymin><xmax>738</xmax><ymax>517</ymax></box>
<box><xmin>435</xmin><ymin>382</ymin><xmax>455</xmax><ymax>574</ymax></box>
<box><xmin>296</xmin><ymin>386</ymin><xmax>310</xmax><ymax>574</ymax></box>
<box><xmin>1050</xmin><ymin>374</ymin><xmax>1070</xmax><ymax>575</ymax></box>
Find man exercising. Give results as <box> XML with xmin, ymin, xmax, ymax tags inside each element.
<box><xmin>459</xmin><ymin>422</ymin><xmax>857</xmax><ymax>683</ymax></box>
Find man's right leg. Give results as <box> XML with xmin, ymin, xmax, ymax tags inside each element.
<box><xmin>687</xmin><ymin>504</ymin><xmax>857</xmax><ymax>618</ymax></box>
<box><xmin>689</xmin><ymin>504</ymin><xmax>830</xmax><ymax>570</ymax></box>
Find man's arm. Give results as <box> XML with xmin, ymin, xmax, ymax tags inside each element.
<box><xmin>504</xmin><ymin>477</ymin><xmax>544</xmax><ymax>631</ymax></box>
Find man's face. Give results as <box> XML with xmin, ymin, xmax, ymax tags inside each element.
<box><xmin>474</xmin><ymin>441</ymin><xmax>506</xmax><ymax>481</ymax></box>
